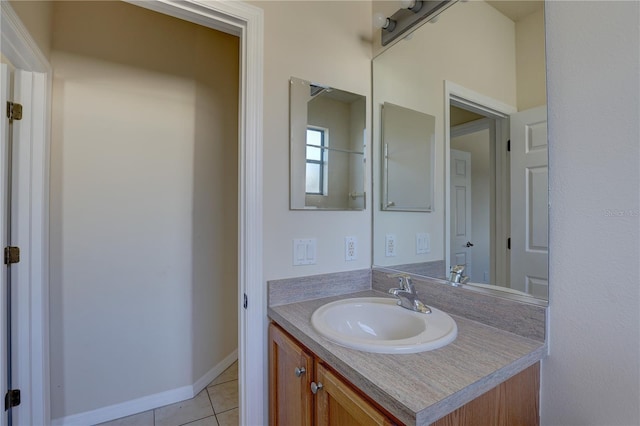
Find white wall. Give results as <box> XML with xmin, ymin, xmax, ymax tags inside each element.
<box><xmin>542</xmin><ymin>1</ymin><xmax>640</xmax><ymax>424</ymax></box>
<box><xmin>49</xmin><ymin>2</ymin><xmax>238</xmax><ymax>419</ymax></box>
<box><xmin>251</xmin><ymin>1</ymin><xmax>373</xmax><ymax>280</ymax></box>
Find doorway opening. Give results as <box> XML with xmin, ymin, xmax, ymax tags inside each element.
<box><xmin>445</xmin><ymin>81</ymin><xmax>549</xmax><ymax>297</ymax></box>
<box><xmin>449</xmin><ymin>106</ymin><xmax>510</xmax><ymax>286</ymax></box>
<box><xmin>444</xmin><ymin>82</ymin><xmax>513</xmax><ymax>290</ymax></box>
<box><xmin>48</xmin><ymin>1</ymin><xmax>239</xmax><ymax>423</ymax></box>
<box><xmin>1</xmin><ymin>1</ymin><xmax>265</xmax><ymax>425</ymax></box>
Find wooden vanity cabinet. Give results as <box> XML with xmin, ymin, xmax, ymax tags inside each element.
<box><xmin>269</xmin><ymin>322</ymin><xmax>540</xmax><ymax>426</ymax></box>
<box><xmin>269</xmin><ymin>322</ymin><xmax>314</xmax><ymax>426</ymax></box>
<box><xmin>314</xmin><ymin>362</ymin><xmax>394</xmax><ymax>426</ymax></box>
<box><xmin>269</xmin><ymin>323</ymin><xmax>395</xmax><ymax>426</ymax></box>
<box><xmin>431</xmin><ymin>363</ymin><xmax>540</xmax><ymax>426</ymax></box>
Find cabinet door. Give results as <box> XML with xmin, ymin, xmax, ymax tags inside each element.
<box><xmin>269</xmin><ymin>323</ymin><xmax>314</xmax><ymax>426</ymax></box>
<box><xmin>314</xmin><ymin>362</ymin><xmax>394</xmax><ymax>426</ymax></box>
<box><xmin>432</xmin><ymin>362</ymin><xmax>540</xmax><ymax>426</ymax></box>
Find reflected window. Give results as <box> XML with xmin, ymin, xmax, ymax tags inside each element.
<box><xmin>306</xmin><ymin>127</ymin><xmax>328</xmax><ymax>195</ymax></box>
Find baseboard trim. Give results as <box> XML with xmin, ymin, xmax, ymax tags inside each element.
<box><xmin>192</xmin><ymin>349</ymin><xmax>238</xmax><ymax>395</ymax></box>
<box><xmin>51</xmin><ymin>349</ymin><xmax>238</xmax><ymax>426</ymax></box>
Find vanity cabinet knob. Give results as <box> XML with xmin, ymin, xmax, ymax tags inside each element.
<box><xmin>310</xmin><ymin>381</ymin><xmax>323</xmax><ymax>394</ymax></box>
<box><xmin>294</xmin><ymin>367</ymin><xmax>306</xmax><ymax>377</ymax></box>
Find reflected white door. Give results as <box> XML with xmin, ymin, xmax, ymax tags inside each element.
<box><xmin>510</xmin><ymin>106</ymin><xmax>548</xmax><ymax>297</ymax></box>
<box><xmin>450</xmin><ymin>149</ymin><xmax>472</xmax><ymax>277</ymax></box>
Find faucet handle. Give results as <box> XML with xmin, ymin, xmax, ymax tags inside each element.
<box><xmin>450</xmin><ymin>264</ymin><xmax>466</xmax><ymax>274</ymax></box>
<box><xmin>387</xmin><ymin>273</ymin><xmax>412</xmax><ymax>291</ymax></box>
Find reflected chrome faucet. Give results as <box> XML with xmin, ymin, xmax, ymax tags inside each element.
<box><xmin>448</xmin><ymin>265</ymin><xmax>470</xmax><ymax>286</ymax></box>
<box><xmin>388</xmin><ymin>274</ymin><xmax>431</xmax><ymax>314</ymax></box>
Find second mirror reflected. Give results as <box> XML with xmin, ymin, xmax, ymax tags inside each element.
<box><xmin>290</xmin><ymin>77</ymin><xmax>366</xmax><ymax>210</ymax></box>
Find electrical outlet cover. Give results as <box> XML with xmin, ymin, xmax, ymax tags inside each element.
<box><xmin>345</xmin><ymin>236</ymin><xmax>357</xmax><ymax>261</ymax></box>
<box><xmin>385</xmin><ymin>234</ymin><xmax>397</xmax><ymax>257</ymax></box>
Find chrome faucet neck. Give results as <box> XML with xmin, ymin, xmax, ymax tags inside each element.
<box><xmin>387</xmin><ymin>274</ymin><xmax>431</xmax><ymax>314</ymax></box>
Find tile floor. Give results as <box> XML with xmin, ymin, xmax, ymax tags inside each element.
<box><xmin>98</xmin><ymin>361</ymin><xmax>238</xmax><ymax>426</ymax></box>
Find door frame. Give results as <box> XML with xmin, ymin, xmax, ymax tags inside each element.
<box><xmin>2</xmin><ymin>1</ymin><xmax>266</xmax><ymax>424</ymax></box>
<box><xmin>1</xmin><ymin>3</ymin><xmax>51</xmax><ymax>425</ymax></box>
<box><xmin>444</xmin><ymin>81</ymin><xmax>515</xmax><ymax>283</ymax></box>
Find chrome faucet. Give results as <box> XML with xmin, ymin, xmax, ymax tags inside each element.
<box><xmin>448</xmin><ymin>265</ymin><xmax>470</xmax><ymax>286</ymax></box>
<box><xmin>388</xmin><ymin>274</ymin><xmax>431</xmax><ymax>314</ymax></box>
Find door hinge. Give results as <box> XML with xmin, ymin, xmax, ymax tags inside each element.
<box><xmin>243</xmin><ymin>293</ymin><xmax>248</xmax><ymax>309</ymax></box>
<box><xmin>507</xmin><ymin>139</ymin><xmax>511</xmax><ymax>152</ymax></box>
<box><xmin>6</xmin><ymin>101</ymin><xmax>23</xmax><ymax>122</ymax></box>
<box><xmin>4</xmin><ymin>246</ymin><xmax>20</xmax><ymax>265</ymax></box>
<box><xmin>4</xmin><ymin>389</ymin><xmax>20</xmax><ymax>410</ymax></box>
<box><xmin>507</xmin><ymin>238</ymin><xmax>511</xmax><ymax>250</ymax></box>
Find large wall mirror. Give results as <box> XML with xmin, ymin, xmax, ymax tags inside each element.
<box><xmin>372</xmin><ymin>0</ymin><xmax>548</xmax><ymax>302</ymax></box>
<box><xmin>290</xmin><ymin>77</ymin><xmax>366</xmax><ymax>210</ymax></box>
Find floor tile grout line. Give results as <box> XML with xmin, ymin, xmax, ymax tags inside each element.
<box><xmin>217</xmin><ymin>407</ymin><xmax>240</xmax><ymax>414</ymax></box>
<box><xmin>207</xmin><ymin>377</ymin><xmax>237</xmax><ymax>388</ymax></box>
<box><xmin>205</xmin><ymin>387</ymin><xmax>225</xmax><ymax>426</ymax></box>
<box><xmin>176</xmin><ymin>413</ymin><xmax>216</xmax><ymax>426</ymax></box>
<box><xmin>205</xmin><ymin>382</ymin><xmax>217</xmax><ymax>416</ymax></box>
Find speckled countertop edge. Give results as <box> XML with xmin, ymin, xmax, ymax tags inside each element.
<box><xmin>268</xmin><ymin>290</ymin><xmax>547</xmax><ymax>426</ymax></box>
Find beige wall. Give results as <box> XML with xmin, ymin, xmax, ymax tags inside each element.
<box><xmin>516</xmin><ymin>6</ymin><xmax>546</xmax><ymax>110</ymax></box>
<box><xmin>7</xmin><ymin>0</ymin><xmax>52</xmax><ymax>59</ymax></box>
<box><xmin>250</xmin><ymin>1</ymin><xmax>373</xmax><ymax>280</ymax></box>
<box><xmin>49</xmin><ymin>1</ymin><xmax>238</xmax><ymax>419</ymax></box>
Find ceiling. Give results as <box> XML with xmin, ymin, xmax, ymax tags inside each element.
<box><xmin>486</xmin><ymin>0</ymin><xmax>544</xmax><ymax>22</ymax></box>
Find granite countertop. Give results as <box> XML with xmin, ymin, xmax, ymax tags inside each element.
<box><xmin>268</xmin><ymin>289</ymin><xmax>547</xmax><ymax>426</ymax></box>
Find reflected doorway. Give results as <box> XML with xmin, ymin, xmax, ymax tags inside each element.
<box><xmin>450</xmin><ymin>110</ymin><xmax>505</xmax><ymax>285</ymax></box>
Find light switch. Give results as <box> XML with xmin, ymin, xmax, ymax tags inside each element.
<box><xmin>305</xmin><ymin>239</ymin><xmax>316</xmax><ymax>263</ymax></box>
<box><xmin>293</xmin><ymin>238</ymin><xmax>317</xmax><ymax>266</ymax></box>
<box><xmin>416</xmin><ymin>233</ymin><xmax>430</xmax><ymax>254</ymax></box>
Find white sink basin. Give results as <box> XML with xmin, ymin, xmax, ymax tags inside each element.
<box><xmin>310</xmin><ymin>297</ymin><xmax>457</xmax><ymax>354</ymax></box>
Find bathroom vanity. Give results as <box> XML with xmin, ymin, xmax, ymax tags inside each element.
<box><xmin>270</xmin><ymin>321</ymin><xmax>539</xmax><ymax>425</ymax></box>
<box><xmin>267</xmin><ymin>272</ymin><xmax>546</xmax><ymax>426</ymax></box>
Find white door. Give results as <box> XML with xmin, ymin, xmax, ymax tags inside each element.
<box><xmin>509</xmin><ymin>105</ymin><xmax>548</xmax><ymax>297</ymax></box>
<box><xmin>450</xmin><ymin>149</ymin><xmax>473</xmax><ymax>277</ymax></box>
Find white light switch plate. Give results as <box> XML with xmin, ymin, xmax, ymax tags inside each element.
<box><xmin>293</xmin><ymin>238</ymin><xmax>316</xmax><ymax>265</ymax></box>
<box><xmin>416</xmin><ymin>233</ymin><xmax>430</xmax><ymax>254</ymax></box>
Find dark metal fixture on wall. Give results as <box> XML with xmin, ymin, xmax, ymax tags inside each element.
<box><xmin>374</xmin><ymin>0</ymin><xmax>459</xmax><ymax>46</ymax></box>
